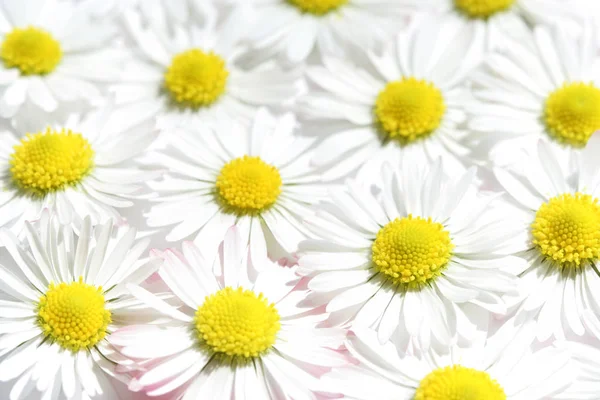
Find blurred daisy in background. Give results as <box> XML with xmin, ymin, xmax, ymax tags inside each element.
<box><xmin>469</xmin><ymin>23</ymin><xmax>600</xmax><ymax>166</ymax></box>
<box><xmin>0</xmin><ymin>0</ymin><xmax>123</xmax><ymax>122</ymax></box>
<box><xmin>145</xmin><ymin>109</ymin><xmax>325</xmax><ymax>264</ymax></box>
<box><xmin>112</xmin><ymin>4</ymin><xmax>301</xmax><ymax>130</ymax></box>
<box><xmin>299</xmin><ymin>15</ymin><xmax>482</xmax><ymax>181</ymax></box>
<box><xmin>323</xmin><ymin>323</ymin><xmax>576</xmax><ymax>400</ymax></box>
<box><xmin>298</xmin><ymin>159</ymin><xmax>522</xmax><ymax>351</ymax></box>
<box><xmin>222</xmin><ymin>0</ymin><xmax>407</xmax><ymax>65</ymax></box>
<box><xmin>0</xmin><ymin>213</ymin><xmax>159</xmax><ymax>400</ymax></box>
<box><xmin>111</xmin><ymin>228</ymin><xmax>347</xmax><ymax>399</ymax></box>
<box><xmin>0</xmin><ymin>104</ymin><xmax>157</xmax><ymax>237</ymax></box>
<box><xmin>406</xmin><ymin>0</ymin><xmax>582</xmax><ymax>49</ymax></box>
<box><xmin>494</xmin><ymin>138</ymin><xmax>600</xmax><ymax>342</ymax></box>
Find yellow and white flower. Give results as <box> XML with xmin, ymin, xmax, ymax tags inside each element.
<box><xmin>0</xmin><ymin>212</ymin><xmax>159</xmax><ymax>399</ymax></box>
<box><xmin>0</xmin><ymin>105</ymin><xmax>157</xmax><ymax>237</ymax></box>
<box><xmin>494</xmin><ymin>138</ymin><xmax>600</xmax><ymax>341</ymax></box>
<box><xmin>323</xmin><ymin>323</ymin><xmax>576</xmax><ymax>400</ymax></box>
<box><xmin>469</xmin><ymin>23</ymin><xmax>600</xmax><ymax>166</ymax></box>
<box><xmin>145</xmin><ymin>109</ymin><xmax>325</xmax><ymax>264</ymax></box>
<box><xmin>298</xmin><ymin>159</ymin><xmax>522</xmax><ymax>350</ymax></box>
<box><xmin>111</xmin><ymin>227</ymin><xmax>347</xmax><ymax>399</ymax></box>
<box><xmin>299</xmin><ymin>15</ymin><xmax>482</xmax><ymax>180</ymax></box>
<box><xmin>0</xmin><ymin>0</ymin><xmax>123</xmax><ymax>120</ymax></box>
<box><xmin>112</xmin><ymin>4</ymin><xmax>301</xmax><ymax>130</ymax></box>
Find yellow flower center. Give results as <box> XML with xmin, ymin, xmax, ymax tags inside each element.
<box><xmin>454</xmin><ymin>0</ymin><xmax>515</xmax><ymax>18</ymax></box>
<box><xmin>10</xmin><ymin>128</ymin><xmax>94</xmax><ymax>197</ymax></box>
<box><xmin>415</xmin><ymin>365</ymin><xmax>506</xmax><ymax>400</ymax></box>
<box><xmin>37</xmin><ymin>277</ymin><xmax>111</xmax><ymax>352</ymax></box>
<box><xmin>371</xmin><ymin>216</ymin><xmax>453</xmax><ymax>289</ymax></box>
<box><xmin>375</xmin><ymin>78</ymin><xmax>445</xmax><ymax>144</ymax></box>
<box><xmin>194</xmin><ymin>287</ymin><xmax>280</xmax><ymax>360</ymax></box>
<box><xmin>287</xmin><ymin>0</ymin><xmax>348</xmax><ymax>15</ymax></box>
<box><xmin>1</xmin><ymin>26</ymin><xmax>62</xmax><ymax>75</ymax></box>
<box><xmin>164</xmin><ymin>48</ymin><xmax>228</xmax><ymax>108</ymax></box>
<box><xmin>532</xmin><ymin>193</ymin><xmax>600</xmax><ymax>268</ymax></box>
<box><xmin>544</xmin><ymin>82</ymin><xmax>600</xmax><ymax>147</ymax></box>
<box><xmin>215</xmin><ymin>155</ymin><xmax>282</xmax><ymax>216</ymax></box>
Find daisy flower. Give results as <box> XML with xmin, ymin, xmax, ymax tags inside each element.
<box><xmin>469</xmin><ymin>22</ymin><xmax>600</xmax><ymax>166</ymax></box>
<box><xmin>494</xmin><ymin>138</ymin><xmax>600</xmax><ymax>341</ymax></box>
<box><xmin>408</xmin><ymin>0</ymin><xmax>582</xmax><ymax>48</ymax></box>
<box><xmin>111</xmin><ymin>227</ymin><xmax>347</xmax><ymax>399</ymax></box>
<box><xmin>299</xmin><ymin>14</ymin><xmax>482</xmax><ymax>180</ymax></box>
<box><xmin>0</xmin><ymin>104</ymin><xmax>158</xmax><ymax>237</ymax></box>
<box><xmin>0</xmin><ymin>212</ymin><xmax>159</xmax><ymax>400</ymax></box>
<box><xmin>113</xmin><ymin>5</ymin><xmax>301</xmax><ymax>130</ymax></box>
<box><xmin>322</xmin><ymin>323</ymin><xmax>576</xmax><ymax>400</ymax></box>
<box><xmin>298</xmin><ymin>159</ymin><xmax>522</xmax><ymax>350</ymax></box>
<box><xmin>0</xmin><ymin>0</ymin><xmax>123</xmax><ymax>120</ymax></box>
<box><xmin>145</xmin><ymin>109</ymin><xmax>325</xmax><ymax>263</ymax></box>
<box><xmin>223</xmin><ymin>0</ymin><xmax>407</xmax><ymax>64</ymax></box>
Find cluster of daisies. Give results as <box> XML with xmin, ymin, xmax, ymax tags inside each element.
<box><xmin>1</xmin><ymin>0</ymin><xmax>600</xmax><ymax>399</ymax></box>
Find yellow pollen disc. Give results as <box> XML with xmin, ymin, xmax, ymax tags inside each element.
<box><xmin>194</xmin><ymin>287</ymin><xmax>280</xmax><ymax>359</ymax></box>
<box><xmin>37</xmin><ymin>277</ymin><xmax>111</xmax><ymax>352</ymax></box>
<box><xmin>371</xmin><ymin>215</ymin><xmax>453</xmax><ymax>289</ymax></box>
<box><xmin>454</xmin><ymin>0</ymin><xmax>515</xmax><ymax>18</ymax></box>
<box><xmin>1</xmin><ymin>26</ymin><xmax>62</xmax><ymax>75</ymax></box>
<box><xmin>10</xmin><ymin>128</ymin><xmax>94</xmax><ymax>197</ymax></box>
<box><xmin>375</xmin><ymin>78</ymin><xmax>445</xmax><ymax>144</ymax></box>
<box><xmin>415</xmin><ymin>365</ymin><xmax>506</xmax><ymax>400</ymax></box>
<box><xmin>544</xmin><ymin>82</ymin><xmax>600</xmax><ymax>147</ymax></box>
<box><xmin>532</xmin><ymin>193</ymin><xmax>600</xmax><ymax>268</ymax></box>
<box><xmin>215</xmin><ymin>155</ymin><xmax>282</xmax><ymax>216</ymax></box>
<box><xmin>164</xmin><ymin>48</ymin><xmax>228</xmax><ymax>108</ymax></box>
<box><xmin>287</xmin><ymin>0</ymin><xmax>348</xmax><ymax>15</ymax></box>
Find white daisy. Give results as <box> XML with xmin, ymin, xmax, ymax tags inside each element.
<box><xmin>110</xmin><ymin>227</ymin><xmax>347</xmax><ymax>399</ymax></box>
<box><xmin>0</xmin><ymin>0</ymin><xmax>123</xmax><ymax>120</ymax></box>
<box><xmin>469</xmin><ymin>22</ymin><xmax>600</xmax><ymax>166</ymax></box>
<box><xmin>322</xmin><ymin>323</ymin><xmax>576</xmax><ymax>400</ymax></box>
<box><xmin>145</xmin><ymin>108</ymin><xmax>325</xmax><ymax>264</ymax></box>
<box><xmin>0</xmin><ymin>104</ymin><xmax>158</xmax><ymax>238</ymax></box>
<box><xmin>0</xmin><ymin>212</ymin><xmax>159</xmax><ymax>400</ymax></box>
<box><xmin>493</xmin><ymin>138</ymin><xmax>600</xmax><ymax>342</ymax></box>
<box><xmin>298</xmin><ymin>158</ymin><xmax>522</xmax><ymax>351</ymax></box>
<box><xmin>406</xmin><ymin>0</ymin><xmax>582</xmax><ymax>48</ymax></box>
<box><xmin>299</xmin><ymin>14</ymin><xmax>482</xmax><ymax>181</ymax></box>
<box><xmin>222</xmin><ymin>0</ymin><xmax>407</xmax><ymax>64</ymax></box>
<box><xmin>112</xmin><ymin>5</ymin><xmax>301</xmax><ymax>130</ymax></box>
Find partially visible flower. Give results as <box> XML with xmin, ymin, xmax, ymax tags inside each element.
<box><xmin>0</xmin><ymin>212</ymin><xmax>159</xmax><ymax>399</ymax></box>
<box><xmin>0</xmin><ymin>0</ymin><xmax>123</xmax><ymax>121</ymax></box>
<box><xmin>322</xmin><ymin>323</ymin><xmax>575</xmax><ymax>400</ymax></box>
<box><xmin>0</xmin><ymin>104</ymin><xmax>158</xmax><ymax>237</ymax></box>
<box><xmin>494</xmin><ymin>138</ymin><xmax>600</xmax><ymax>341</ymax></box>
<box><xmin>111</xmin><ymin>227</ymin><xmax>347</xmax><ymax>399</ymax></box>
<box><xmin>145</xmin><ymin>109</ymin><xmax>325</xmax><ymax>264</ymax></box>
<box><xmin>298</xmin><ymin>159</ymin><xmax>522</xmax><ymax>350</ymax></box>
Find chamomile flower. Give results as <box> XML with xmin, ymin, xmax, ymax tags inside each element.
<box><xmin>300</xmin><ymin>15</ymin><xmax>482</xmax><ymax>180</ymax></box>
<box><xmin>111</xmin><ymin>228</ymin><xmax>347</xmax><ymax>399</ymax></box>
<box><xmin>0</xmin><ymin>213</ymin><xmax>159</xmax><ymax>400</ymax></box>
<box><xmin>323</xmin><ymin>324</ymin><xmax>576</xmax><ymax>400</ymax></box>
<box><xmin>0</xmin><ymin>0</ymin><xmax>123</xmax><ymax>120</ymax></box>
<box><xmin>0</xmin><ymin>105</ymin><xmax>158</xmax><ymax>237</ymax></box>
<box><xmin>469</xmin><ymin>23</ymin><xmax>600</xmax><ymax>166</ymax></box>
<box><xmin>223</xmin><ymin>0</ymin><xmax>407</xmax><ymax>64</ymax></box>
<box><xmin>298</xmin><ymin>159</ymin><xmax>522</xmax><ymax>350</ymax></box>
<box><xmin>113</xmin><ymin>6</ymin><xmax>301</xmax><ymax>130</ymax></box>
<box><xmin>494</xmin><ymin>138</ymin><xmax>600</xmax><ymax>341</ymax></box>
<box><xmin>145</xmin><ymin>109</ymin><xmax>325</xmax><ymax>263</ymax></box>
<box><xmin>407</xmin><ymin>0</ymin><xmax>582</xmax><ymax>48</ymax></box>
